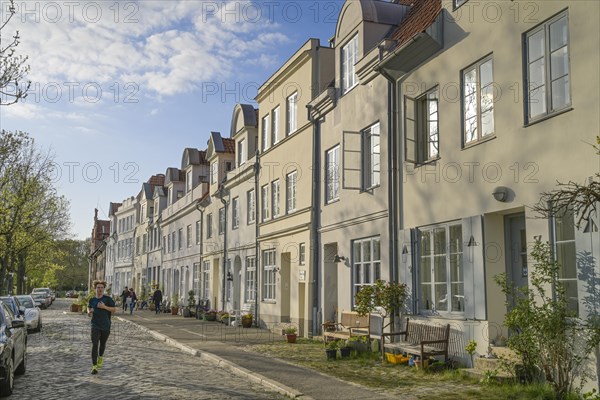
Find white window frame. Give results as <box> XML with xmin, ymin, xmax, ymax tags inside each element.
<box><xmin>186</xmin><ymin>224</ymin><xmax>192</xmax><ymax>247</ymax></box>
<box><xmin>210</xmin><ymin>162</ymin><xmax>217</xmax><ymax>184</ymax></box>
<box><xmin>201</xmin><ymin>260</ymin><xmax>210</xmax><ymax>300</ymax></box>
<box><xmin>418</xmin><ymin>222</ymin><xmax>464</xmax><ymax>315</ymax></box>
<box><xmin>196</xmin><ymin>220</ymin><xmax>201</xmax><ymax>245</ymax></box>
<box><xmin>262</xmin><ymin>114</ymin><xmax>270</xmax><ymax>151</ymax></box>
<box><xmin>405</xmin><ymin>87</ymin><xmax>439</xmax><ymax>164</ymax></box>
<box><xmin>352</xmin><ymin>236</ymin><xmax>381</xmax><ymax>302</ymax></box>
<box><xmin>552</xmin><ymin>209</ymin><xmax>578</xmax><ymax>316</ymax></box>
<box><xmin>363</xmin><ymin>123</ymin><xmax>380</xmax><ymax>189</ymax></box>
<box><xmin>218</xmin><ymin>207</ymin><xmax>225</xmax><ymax>235</ymax></box>
<box><xmin>193</xmin><ymin>262</ymin><xmax>200</xmax><ymax>299</ymax></box>
<box><xmin>286</xmin><ymin>92</ymin><xmax>298</xmax><ymax>135</ymax></box>
<box><xmin>272</xmin><ymin>106</ymin><xmax>280</xmax><ymax>145</ymax></box>
<box><xmin>462</xmin><ymin>55</ymin><xmax>495</xmax><ymax>145</ymax></box>
<box><xmin>299</xmin><ymin>243</ymin><xmax>305</xmax><ymax>265</ymax></box>
<box><xmin>261</xmin><ymin>184</ymin><xmax>270</xmax><ymax>222</ymax></box>
<box><xmin>262</xmin><ymin>249</ymin><xmax>276</xmax><ymax>301</ymax></box>
<box><xmin>341</xmin><ymin>34</ymin><xmax>358</xmax><ymax>94</ymax></box>
<box><xmin>247</xmin><ymin>189</ymin><xmax>255</xmax><ymax>224</ymax></box>
<box><xmin>286</xmin><ymin>170</ymin><xmax>297</xmax><ymax>214</ymax></box>
<box><xmin>232</xmin><ymin>197</ymin><xmax>239</xmax><ymax>229</ymax></box>
<box><xmin>237</xmin><ymin>139</ymin><xmax>246</xmax><ymax>167</ymax></box>
<box><xmin>245</xmin><ymin>256</ymin><xmax>256</xmax><ymax>302</ymax></box>
<box><xmin>326</xmin><ymin>145</ymin><xmax>340</xmax><ymax>203</ymax></box>
<box><xmin>186</xmin><ymin>170</ymin><xmax>192</xmax><ymax>193</ymax></box>
<box><xmin>271</xmin><ymin>180</ymin><xmax>280</xmax><ymax>219</ymax></box>
<box><xmin>207</xmin><ymin>213</ymin><xmax>213</xmax><ymax>239</ymax></box>
<box><xmin>524</xmin><ymin>11</ymin><xmax>571</xmax><ymax>123</ymax></box>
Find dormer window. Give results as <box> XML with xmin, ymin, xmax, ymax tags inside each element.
<box><xmin>211</xmin><ymin>162</ymin><xmax>217</xmax><ymax>184</ymax></box>
<box><xmin>186</xmin><ymin>170</ymin><xmax>192</xmax><ymax>193</ymax></box>
<box><xmin>341</xmin><ymin>35</ymin><xmax>358</xmax><ymax>94</ymax></box>
<box><xmin>237</xmin><ymin>139</ymin><xmax>246</xmax><ymax>167</ymax></box>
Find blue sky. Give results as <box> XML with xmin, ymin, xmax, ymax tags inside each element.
<box><xmin>0</xmin><ymin>0</ymin><xmax>344</xmax><ymax>239</ymax></box>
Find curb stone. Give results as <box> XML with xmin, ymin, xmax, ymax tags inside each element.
<box><xmin>116</xmin><ymin>316</ymin><xmax>309</xmax><ymax>399</ymax></box>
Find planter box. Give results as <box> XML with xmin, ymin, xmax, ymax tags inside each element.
<box><xmin>171</xmin><ymin>307</ymin><xmax>179</xmax><ymax>315</ymax></box>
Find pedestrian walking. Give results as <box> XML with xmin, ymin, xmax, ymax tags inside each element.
<box><xmin>121</xmin><ymin>287</ymin><xmax>129</xmax><ymax>312</ymax></box>
<box><xmin>153</xmin><ymin>287</ymin><xmax>163</xmax><ymax>315</ymax></box>
<box><xmin>87</xmin><ymin>280</ymin><xmax>118</xmax><ymax>375</ymax></box>
<box><xmin>128</xmin><ymin>288</ymin><xmax>137</xmax><ymax>315</ymax></box>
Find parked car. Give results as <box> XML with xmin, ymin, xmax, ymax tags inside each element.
<box><xmin>0</xmin><ymin>300</ymin><xmax>27</xmax><ymax>396</ymax></box>
<box><xmin>31</xmin><ymin>288</ymin><xmax>52</xmax><ymax>305</ymax></box>
<box><xmin>66</xmin><ymin>290</ymin><xmax>78</xmax><ymax>298</ymax></box>
<box><xmin>14</xmin><ymin>296</ymin><xmax>41</xmax><ymax>333</ymax></box>
<box><xmin>49</xmin><ymin>291</ymin><xmax>56</xmax><ymax>302</ymax></box>
<box><xmin>0</xmin><ymin>297</ymin><xmax>23</xmax><ymax>321</ymax></box>
<box><xmin>30</xmin><ymin>293</ymin><xmax>49</xmax><ymax>309</ymax></box>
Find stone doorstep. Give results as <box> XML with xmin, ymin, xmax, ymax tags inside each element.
<box><xmin>491</xmin><ymin>346</ymin><xmax>519</xmax><ymax>362</ymax></box>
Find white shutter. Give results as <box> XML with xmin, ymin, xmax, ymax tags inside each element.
<box><xmin>399</xmin><ymin>228</ymin><xmax>416</xmax><ymax>314</ymax></box>
<box><xmin>404</xmin><ymin>96</ymin><xmax>417</xmax><ymax>163</ymax></box>
<box><xmin>342</xmin><ymin>131</ymin><xmax>362</xmax><ymax>190</ymax></box>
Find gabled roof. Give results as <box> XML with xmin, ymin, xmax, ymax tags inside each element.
<box><xmin>108</xmin><ymin>202</ymin><xmax>122</xmax><ymax>216</ymax></box>
<box><xmin>181</xmin><ymin>148</ymin><xmax>209</xmax><ymax>169</ymax></box>
<box><xmin>164</xmin><ymin>167</ymin><xmax>184</xmax><ymax>185</ymax></box>
<box><xmin>222</xmin><ymin>138</ymin><xmax>235</xmax><ymax>154</ymax></box>
<box><xmin>230</xmin><ymin>104</ymin><xmax>258</xmax><ymax>137</ymax></box>
<box><xmin>208</xmin><ymin>132</ymin><xmax>236</xmax><ymax>157</ymax></box>
<box><xmin>389</xmin><ymin>0</ymin><xmax>441</xmax><ymax>47</ymax></box>
<box><xmin>153</xmin><ymin>186</ymin><xmax>166</xmax><ymax>199</ymax></box>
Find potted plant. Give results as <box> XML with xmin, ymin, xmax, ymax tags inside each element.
<box><xmin>241</xmin><ymin>313</ymin><xmax>253</xmax><ymax>328</ymax></box>
<box><xmin>325</xmin><ymin>340</ymin><xmax>338</xmax><ymax>360</ymax></box>
<box><xmin>339</xmin><ymin>343</ymin><xmax>351</xmax><ymax>358</ymax></box>
<box><xmin>218</xmin><ymin>311</ymin><xmax>230</xmax><ymax>325</ymax></box>
<box><xmin>183</xmin><ymin>290</ymin><xmax>196</xmax><ymax>318</ymax></box>
<box><xmin>205</xmin><ymin>309</ymin><xmax>217</xmax><ymax>321</ymax></box>
<box><xmin>346</xmin><ymin>335</ymin><xmax>369</xmax><ymax>353</ymax></box>
<box><xmin>170</xmin><ymin>294</ymin><xmax>179</xmax><ymax>315</ymax></box>
<box><xmin>283</xmin><ymin>326</ymin><xmax>297</xmax><ymax>343</ymax></box>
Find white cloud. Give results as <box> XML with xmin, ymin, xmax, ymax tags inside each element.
<box><xmin>11</xmin><ymin>0</ymin><xmax>292</xmax><ymax>98</ymax></box>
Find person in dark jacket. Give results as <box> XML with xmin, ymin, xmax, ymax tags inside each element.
<box><xmin>87</xmin><ymin>280</ymin><xmax>118</xmax><ymax>375</ymax></box>
<box><xmin>121</xmin><ymin>287</ymin><xmax>129</xmax><ymax>312</ymax></box>
<box><xmin>153</xmin><ymin>287</ymin><xmax>163</xmax><ymax>315</ymax></box>
<box><xmin>128</xmin><ymin>288</ymin><xmax>137</xmax><ymax>315</ymax></box>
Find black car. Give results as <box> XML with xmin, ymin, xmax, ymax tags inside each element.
<box><xmin>0</xmin><ymin>301</ymin><xmax>27</xmax><ymax>396</ymax></box>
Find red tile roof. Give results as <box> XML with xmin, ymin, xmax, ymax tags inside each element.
<box><xmin>390</xmin><ymin>0</ymin><xmax>441</xmax><ymax>47</ymax></box>
<box><xmin>222</xmin><ymin>138</ymin><xmax>236</xmax><ymax>154</ymax></box>
<box><xmin>147</xmin><ymin>174</ymin><xmax>165</xmax><ymax>186</ymax></box>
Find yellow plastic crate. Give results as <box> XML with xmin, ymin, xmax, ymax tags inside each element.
<box><xmin>385</xmin><ymin>353</ymin><xmax>409</xmax><ymax>364</ymax></box>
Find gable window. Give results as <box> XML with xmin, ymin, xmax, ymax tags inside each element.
<box><xmin>210</xmin><ymin>162</ymin><xmax>217</xmax><ymax>184</ymax></box>
<box><xmin>325</xmin><ymin>145</ymin><xmax>340</xmax><ymax>203</ymax></box>
<box><xmin>286</xmin><ymin>92</ymin><xmax>298</xmax><ymax>135</ymax></box>
<box><xmin>186</xmin><ymin>170</ymin><xmax>192</xmax><ymax>193</ymax></box>
<box><xmin>419</xmin><ymin>223</ymin><xmax>464</xmax><ymax>314</ymax></box>
<box><xmin>261</xmin><ymin>184</ymin><xmax>270</xmax><ymax>222</ymax></box>
<box><xmin>206</xmin><ymin>213</ymin><xmax>213</xmax><ymax>238</ymax></box>
<box><xmin>247</xmin><ymin>189</ymin><xmax>255</xmax><ymax>224</ymax></box>
<box><xmin>286</xmin><ymin>170</ymin><xmax>297</xmax><ymax>214</ymax></box>
<box><xmin>363</xmin><ymin>123</ymin><xmax>380</xmax><ymax>189</ymax></box>
<box><xmin>271</xmin><ymin>180</ymin><xmax>280</xmax><ymax>218</ymax></box>
<box><xmin>341</xmin><ymin>34</ymin><xmax>358</xmax><ymax>93</ymax></box>
<box><xmin>352</xmin><ymin>237</ymin><xmax>380</xmax><ymax>300</ymax></box>
<box><xmin>245</xmin><ymin>256</ymin><xmax>256</xmax><ymax>302</ymax></box>
<box><xmin>272</xmin><ymin>106</ymin><xmax>280</xmax><ymax>145</ymax></box>
<box><xmin>186</xmin><ymin>225</ymin><xmax>192</xmax><ymax>247</ymax></box>
<box><xmin>463</xmin><ymin>56</ymin><xmax>495</xmax><ymax>145</ymax></box>
<box><xmin>553</xmin><ymin>209</ymin><xmax>578</xmax><ymax>315</ymax></box>
<box><xmin>262</xmin><ymin>114</ymin><xmax>270</xmax><ymax>151</ymax></box>
<box><xmin>405</xmin><ymin>87</ymin><xmax>439</xmax><ymax>164</ymax></box>
<box><xmin>237</xmin><ymin>139</ymin><xmax>246</xmax><ymax>167</ymax></box>
<box><xmin>525</xmin><ymin>11</ymin><xmax>570</xmax><ymax>123</ymax></box>
<box><xmin>262</xmin><ymin>249</ymin><xmax>276</xmax><ymax>301</ymax></box>
<box><xmin>218</xmin><ymin>207</ymin><xmax>225</xmax><ymax>235</ymax></box>
<box><xmin>232</xmin><ymin>197</ymin><xmax>239</xmax><ymax>229</ymax></box>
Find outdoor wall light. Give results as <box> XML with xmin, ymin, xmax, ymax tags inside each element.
<box><xmin>492</xmin><ymin>186</ymin><xmax>509</xmax><ymax>202</ymax></box>
<box><xmin>333</xmin><ymin>255</ymin><xmax>346</xmax><ymax>263</ymax></box>
<box><xmin>226</xmin><ymin>271</ymin><xmax>233</xmax><ymax>281</ymax></box>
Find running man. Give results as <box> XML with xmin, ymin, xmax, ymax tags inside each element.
<box><xmin>87</xmin><ymin>280</ymin><xmax>118</xmax><ymax>375</ymax></box>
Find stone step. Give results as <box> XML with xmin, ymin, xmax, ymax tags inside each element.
<box><xmin>474</xmin><ymin>357</ymin><xmax>502</xmax><ymax>370</ymax></box>
<box><xmin>491</xmin><ymin>346</ymin><xmax>519</xmax><ymax>362</ymax></box>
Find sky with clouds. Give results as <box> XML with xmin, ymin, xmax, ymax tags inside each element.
<box><xmin>0</xmin><ymin>0</ymin><xmax>344</xmax><ymax>239</ymax></box>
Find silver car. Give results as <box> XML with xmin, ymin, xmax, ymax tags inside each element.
<box><xmin>30</xmin><ymin>293</ymin><xmax>49</xmax><ymax>309</ymax></box>
<box><xmin>15</xmin><ymin>295</ymin><xmax>41</xmax><ymax>333</ymax></box>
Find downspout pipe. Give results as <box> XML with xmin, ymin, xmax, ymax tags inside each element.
<box><xmin>254</xmin><ymin>151</ymin><xmax>261</xmax><ymax>326</ymax></box>
<box><xmin>307</xmin><ymin>103</ymin><xmax>321</xmax><ymax>338</ymax></box>
<box><xmin>220</xmin><ymin>194</ymin><xmax>228</xmax><ymax>311</ymax></box>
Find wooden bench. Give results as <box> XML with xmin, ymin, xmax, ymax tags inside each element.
<box><xmin>381</xmin><ymin>318</ymin><xmax>450</xmax><ymax>362</ymax></box>
<box><xmin>323</xmin><ymin>311</ymin><xmax>370</xmax><ymax>342</ymax></box>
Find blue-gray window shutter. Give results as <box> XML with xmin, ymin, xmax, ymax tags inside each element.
<box><xmin>462</xmin><ymin>215</ymin><xmax>486</xmax><ymax>320</ymax></box>
<box><xmin>399</xmin><ymin>228</ymin><xmax>416</xmax><ymax>314</ymax></box>
<box><xmin>574</xmin><ymin>204</ymin><xmax>599</xmax><ymax>320</ymax></box>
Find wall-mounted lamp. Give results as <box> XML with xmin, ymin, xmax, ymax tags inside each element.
<box><xmin>226</xmin><ymin>271</ymin><xmax>233</xmax><ymax>281</ymax></box>
<box><xmin>333</xmin><ymin>255</ymin><xmax>346</xmax><ymax>263</ymax></box>
<box><xmin>467</xmin><ymin>235</ymin><xmax>477</xmax><ymax>247</ymax></box>
<box><xmin>492</xmin><ymin>186</ymin><xmax>509</xmax><ymax>202</ymax></box>
<box><xmin>533</xmin><ymin>235</ymin><xmax>542</xmax><ymax>242</ymax></box>
<box><xmin>401</xmin><ymin>245</ymin><xmax>408</xmax><ymax>255</ymax></box>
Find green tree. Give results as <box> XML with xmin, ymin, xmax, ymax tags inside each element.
<box><xmin>495</xmin><ymin>241</ymin><xmax>600</xmax><ymax>399</ymax></box>
<box><xmin>0</xmin><ymin>0</ymin><xmax>31</xmax><ymax>105</ymax></box>
<box><xmin>354</xmin><ymin>280</ymin><xmax>408</xmax><ymax>331</ymax></box>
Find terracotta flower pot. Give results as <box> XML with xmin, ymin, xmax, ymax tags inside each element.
<box><xmin>241</xmin><ymin>317</ymin><xmax>253</xmax><ymax>328</ymax></box>
<box><xmin>286</xmin><ymin>334</ymin><xmax>297</xmax><ymax>343</ymax></box>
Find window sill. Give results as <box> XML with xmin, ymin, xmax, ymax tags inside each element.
<box><xmin>325</xmin><ymin>198</ymin><xmax>340</xmax><ymax>206</ymax></box>
<box><xmin>342</xmin><ymin>83</ymin><xmax>358</xmax><ymax>97</ymax></box>
<box><xmin>525</xmin><ymin>107</ymin><xmax>573</xmax><ymax>127</ymax></box>
<box><xmin>418</xmin><ymin>312</ymin><xmax>466</xmax><ymax>321</ymax></box>
<box><xmin>462</xmin><ymin>134</ymin><xmax>496</xmax><ymax>150</ymax></box>
<box><xmin>410</xmin><ymin>157</ymin><xmax>440</xmax><ymax>168</ymax></box>
<box><xmin>262</xmin><ymin>300</ymin><xmax>276</xmax><ymax>304</ymax></box>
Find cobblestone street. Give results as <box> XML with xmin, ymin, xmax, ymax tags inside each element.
<box><xmin>10</xmin><ymin>299</ymin><xmax>285</xmax><ymax>400</ymax></box>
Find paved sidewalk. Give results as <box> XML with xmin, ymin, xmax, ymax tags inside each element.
<box><xmin>118</xmin><ymin>310</ymin><xmax>393</xmax><ymax>400</ymax></box>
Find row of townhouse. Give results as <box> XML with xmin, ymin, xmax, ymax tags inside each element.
<box><xmin>89</xmin><ymin>0</ymin><xmax>599</xmax><ymax>385</ymax></box>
